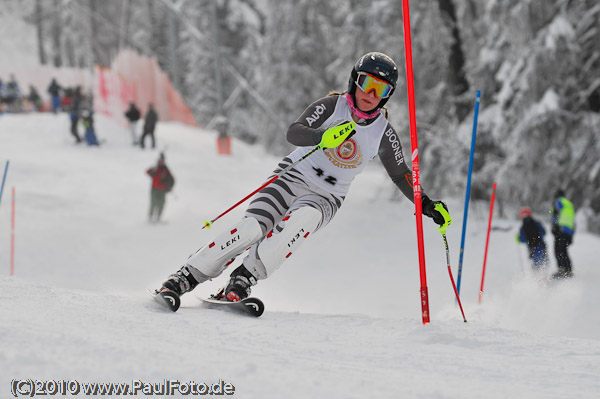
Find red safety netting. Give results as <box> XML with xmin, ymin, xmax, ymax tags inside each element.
<box><xmin>95</xmin><ymin>50</ymin><xmax>197</xmax><ymax>128</ymax></box>
<box><xmin>1</xmin><ymin>49</ymin><xmax>197</xmax><ymax>128</ymax></box>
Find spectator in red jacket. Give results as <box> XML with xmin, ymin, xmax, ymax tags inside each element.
<box><xmin>146</xmin><ymin>153</ymin><xmax>175</xmax><ymax>223</ymax></box>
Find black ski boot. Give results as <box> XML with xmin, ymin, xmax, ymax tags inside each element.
<box><xmin>162</xmin><ymin>264</ymin><xmax>203</xmax><ymax>296</ymax></box>
<box><xmin>224</xmin><ymin>265</ymin><xmax>257</xmax><ymax>302</ymax></box>
<box><xmin>552</xmin><ymin>268</ymin><xmax>573</xmax><ymax>280</ymax></box>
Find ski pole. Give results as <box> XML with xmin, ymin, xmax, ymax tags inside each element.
<box><xmin>202</xmin><ymin>145</ymin><xmax>321</xmax><ymax>229</ymax></box>
<box><xmin>202</xmin><ymin>121</ymin><xmax>356</xmax><ymax>229</ymax></box>
<box><xmin>434</xmin><ymin>203</ymin><xmax>467</xmax><ymax>323</ymax></box>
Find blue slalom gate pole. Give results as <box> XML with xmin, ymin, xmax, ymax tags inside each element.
<box><xmin>456</xmin><ymin>91</ymin><xmax>480</xmax><ymax>297</ymax></box>
<box><xmin>0</xmin><ymin>160</ymin><xmax>9</xmax><ymax>207</ymax></box>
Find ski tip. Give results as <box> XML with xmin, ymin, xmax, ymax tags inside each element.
<box><xmin>243</xmin><ymin>297</ymin><xmax>265</xmax><ymax>317</ymax></box>
<box><xmin>149</xmin><ymin>288</ymin><xmax>181</xmax><ymax>312</ymax></box>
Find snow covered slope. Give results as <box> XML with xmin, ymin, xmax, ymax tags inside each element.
<box><xmin>1</xmin><ymin>113</ymin><xmax>599</xmax><ymax>398</ymax></box>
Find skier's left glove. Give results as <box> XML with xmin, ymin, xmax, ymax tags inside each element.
<box><xmin>422</xmin><ymin>195</ymin><xmax>451</xmax><ymax>227</ymax></box>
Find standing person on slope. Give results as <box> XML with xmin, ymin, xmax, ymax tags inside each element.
<box><xmin>550</xmin><ymin>189</ymin><xmax>575</xmax><ymax>279</ymax></box>
<box><xmin>156</xmin><ymin>52</ymin><xmax>451</xmax><ymax>303</ymax></box>
<box><xmin>146</xmin><ymin>153</ymin><xmax>175</xmax><ymax>223</ymax></box>
<box><xmin>516</xmin><ymin>207</ymin><xmax>548</xmax><ymax>270</ymax></box>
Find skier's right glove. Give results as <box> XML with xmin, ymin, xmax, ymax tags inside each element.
<box><xmin>313</xmin><ymin>120</ymin><xmax>356</xmax><ymax>149</ymax></box>
<box><xmin>422</xmin><ymin>195</ymin><xmax>451</xmax><ymax>227</ymax></box>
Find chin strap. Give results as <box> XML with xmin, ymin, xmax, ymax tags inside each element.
<box><xmin>346</xmin><ymin>94</ymin><xmax>380</xmax><ymax>120</ymax></box>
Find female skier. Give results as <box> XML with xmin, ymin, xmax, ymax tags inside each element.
<box><xmin>158</xmin><ymin>52</ymin><xmax>451</xmax><ymax>303</ymax></box>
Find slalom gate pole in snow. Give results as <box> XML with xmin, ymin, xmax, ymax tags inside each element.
<box><xmin>456</xmin><ymin>91</ymin><xmax>481</xmax><ymax>298</ymax></box>
<box><xmin>202</xmin><ymin>145</ymin><xmax>321</xmax><ymax>229</ymax></box>
<box><xmin>11</xmin><ymin>187</ymin><xmax>15</xmax><ymax>276</ymax></box>
<box><xmin>402</xmin><ymin>0</ymin><xmax>430</xmax><ymax>324</ymax></box>
<box><xmin>434</xmin><ymin>204</ymin><xmax>467</xmax><ymax>322</ymax></box>
<box><xmin>479</xmin><ymin>182</ymin><xmax>497</xmax><ymax>304</ymax></box>
<box><xmin>0</xmin><ymin>160</ymin><xmax>9</xmax><ymax>207</ymax></box>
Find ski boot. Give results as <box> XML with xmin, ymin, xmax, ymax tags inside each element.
<box><xmin>224</xmin><ymin>265</ymin><xmax>257</xmax><ymax>302</ymax></box>
<box><xmin>161</xmin><ymin>264</ymin><xmax>205</xmax><ymax>296</ymax></box>
<box><xmin>552</xmin><ymin>268</ymin><xmax>573</xmax><ymax>280</ymax></box>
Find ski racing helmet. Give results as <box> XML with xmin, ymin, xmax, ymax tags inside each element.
<box><xmin>348</xmin><ymin>52</ymin><xmax>399</xmax><ymax>115</ymax></box>
<box><xmin>519</xmin><ymin>207</ymin><xmax>532</xmax><ymax>219</ymax></box>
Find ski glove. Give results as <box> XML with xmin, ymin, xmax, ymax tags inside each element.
<box><xmin>313</xmin><ymin>119</ymin><xmax>356</xmax><ymax>149</ymax></box>
<box><xmin>422</xmin><ymin>195</ymin><xmax>451</xmax><ymax>226</ymax></box>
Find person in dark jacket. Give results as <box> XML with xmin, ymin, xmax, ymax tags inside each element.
<box><xmin>81</xmin><ymin>109</ymin><xmax>100</xmax><ymax>146</ymax></box>
<box><xmin>69</xmin><ymin>86</ymin><xmax>83</xmax><ymax>143</ymax></box>
<box><xmin>146</xmin><ymin>152</ymin><xmax>174</xmax><ymax>223</ymax></box>
<box><xmin>140</xmin><ymin>103</ymin><xmax>159</xmax><ymax>149</ymax></box>
<box><xmin>5</xmin><ymin>75</ymin><xmax>22</xmax><ymax>112</ymax></box>
<box><xmin>28</xmin><ymin>86</ymin><xmax>42</xmax><ymax>112</ymax></box>
<box><xmin>47</xmin><ymin>78</ymin><xmax>62</xmax><ymax>114</ymax></box>
<box><xmin>124</xmin><ymin>101</ymin><xmax>141</xmax><ymax>146</ymax></box>
<box><xmin>516</xmin><ymin>207</ymin><xmax>548</xmax><ymax>270</ymax></box>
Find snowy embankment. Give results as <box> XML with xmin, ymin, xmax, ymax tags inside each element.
<box><xmin>1</xmin><ymin>113</ymin><xmax>599</xmax><ymax>398</ymax></box>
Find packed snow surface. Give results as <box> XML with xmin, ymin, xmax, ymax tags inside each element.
<box><xmin>1</xmin><ymin>113</ymin><xmax>599</xmax><ymax>398</ymax></box>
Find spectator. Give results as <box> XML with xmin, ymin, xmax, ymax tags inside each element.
<box><xmin>5</xmin><ymin>75</ymin><xmax>22</xmax><ymax>112</ymax></box>
<box><xmin>516</xmin><ymin>207</ymin><xmax>548</xmax><ymax>270</ymax></box>
<box><xmin>81</xmin><ymin>109</ymin><xmax>100</xmax><ymax>146</ymax></box>
<box><xmin>0</xmin><ymin>77</ymin><xmax>5</xmax><ymax>99</ymax></box>
<box><xmin>550</xmin><ymin>189</ymin><xmax>575</xmax><ymax>279</ymax></box>
<box><xmin>47</xmin><ymin>78</ymin><xmax>62</xmax><ymax>114</ymax></box>
<box><xmin>69</xmin><ymin>86</ymin><xmax>83</xmax><ymax>143</ymax></box>
<box><xmin>146</xmin><ymin>152</ymin><xmax>174</xmax><ymax>223</ymax></box>
<box><xmin>215</xmin><ymin>114</ymin><xmax>231</xmax><ymax>155</ymax></box>
<box><xmin>28</xmin><ymin>85</ymin><xmax>43</xmax><ymax>112</ymax></box>
<box><xmin>62</xmin><ymin>87</ymin><xmax>73</xmax><ymax>112</ymax></box>
<box><xmin>124</xmin><ymin>101</ymin><xmax>141</xmax><ymax>146</ymax></box>
<box><xmin>0</xmin><ymin>78</ymin><xmax>5</xmax><ymax>114</ymax></box>
<box><xmin>140</xmin><ymin>103</ymin><xmax>159</xmax><ymax>149</ymax></box>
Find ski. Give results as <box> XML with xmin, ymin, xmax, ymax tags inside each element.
<box><xmin>149</xmin><ymin>288</ymin><xmax>181</xmax><ymax>312</ymax></box>
<box><xmin>198</xmin><ymin>295</ymin><xmax>265</xmax><ymax>318</ymax></box>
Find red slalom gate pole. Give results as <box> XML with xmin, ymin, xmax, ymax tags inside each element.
<box><xmin>11</xmin><ymin>187</ymin><xmax>15</xmax><ymax>276</ymax></box>
<box><xmin>479</xmin><ymin>183</ymin><xmax>497</xmax><ymax>304</ymax></box>
<box><xmin>402</xmin><ymin>0</ymin><xmax>429</xmax><ymax>324</ymax></box>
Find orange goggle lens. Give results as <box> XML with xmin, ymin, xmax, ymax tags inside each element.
<box><xmin>355</xmin><ymin>73</ymin><xmax>393</xmax><ymax>98</ymax></box>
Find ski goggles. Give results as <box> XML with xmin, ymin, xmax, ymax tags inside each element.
<box><xmin>355</xmin><ymin>72</ymin><xmax>393</xmax><ymax>98</ymax></box>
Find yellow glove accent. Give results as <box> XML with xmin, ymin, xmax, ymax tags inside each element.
<box><xmin>434</xmin><ymin>203</ymin><xmax>452</xmax><ymax>235</ymax></box>
<box><xmin>318</xmin><ymin>121</ymin><xmax>356</xmax><ymax>149</ymax></box>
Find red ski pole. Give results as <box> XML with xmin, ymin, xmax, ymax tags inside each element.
<box><xmin>202</xmin><ymin>145</ymin><xmax>321</xmax><ymax>229</ymax></box>
<box><xmin>435</xmin><ymin>204</ymin><xmax>467</xmax><ymax>322</ymax></box>
<box><xmin>202</xmin><ymin>121</ymin><xmax>356</xmax><ymax>229</ymax></box>
<box><xmin>479</xmin><ymin>182</ymin><xmax>497</xmax><ymax>304</ymax></box>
